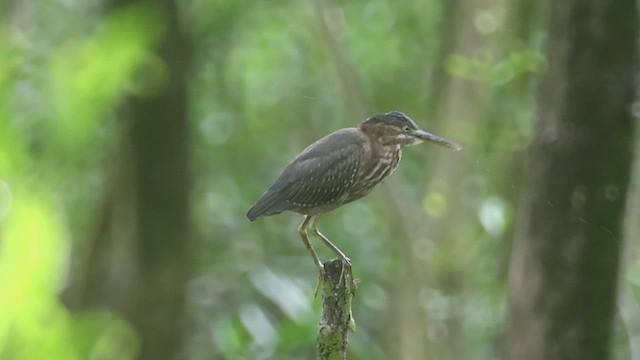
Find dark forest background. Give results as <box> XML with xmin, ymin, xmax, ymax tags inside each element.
<box><xmin>0</xmin><ymin>0</ymin><xmax>639</xmax><ymax>359</ymax></box>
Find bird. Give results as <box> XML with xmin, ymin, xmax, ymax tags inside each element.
<box><xmin>246</xmin><ymin>111</ymin><xmax>461</xmax><ymax>284</ymax></box>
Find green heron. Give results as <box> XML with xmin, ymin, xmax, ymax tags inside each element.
<box><xmin>246</xmin><ymin>111</ymin><xmax>461</xmax><ymax>281</ymax></box>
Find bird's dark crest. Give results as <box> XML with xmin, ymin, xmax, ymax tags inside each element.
<box><xmin>361</xmin><ymin>111</ymin><xmax>419</xmax><ymax>130</ymax></box>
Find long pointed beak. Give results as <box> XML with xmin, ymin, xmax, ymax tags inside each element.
<box><xmin>413</xmin><ymin>129</ymin><xmax>462</xmax><ymax>151</ymax></box>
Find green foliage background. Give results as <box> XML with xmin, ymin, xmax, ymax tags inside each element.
<box><xmin>0</xmin><ymin>0</ymin><xmax>638</xmax><ymax>359</ymax></box>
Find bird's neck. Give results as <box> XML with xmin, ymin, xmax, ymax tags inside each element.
<box><xmin>375</xmin><ymin>143</ymin><xmax>402</xmax><ymax>162</ymax></box>
<box><xmin>359</xmin><ymin>140</ymin><xmax>402</xmax><ymax>187</ymax></box>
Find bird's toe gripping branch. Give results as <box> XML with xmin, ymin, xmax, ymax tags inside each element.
<box><xmin>314</xmin><ymin>264</ymin><xmax>325</xmax><ymax>299</ymax></box>
<box><xmin>314</xmin><ymin>257</ymin><xmax>353</xmax><ymax>299</ymax></box>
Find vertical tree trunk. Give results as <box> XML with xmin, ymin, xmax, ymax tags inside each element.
<box><xmin>507</xmin><ymin>1</ymin><xmax>638</xmax><ymax>359</ymax></box>
<box><xmin>64</xmin><ymin>1</ymin><xmax>193</xmax><ymax>359</ymax></box>
<box><xmin>126</xmin><ymin>2</ymin><xmax>192</xmax><ymax>357</ymax></box>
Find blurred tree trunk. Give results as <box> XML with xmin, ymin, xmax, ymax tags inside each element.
<box><xmin>64</xmin><ymin>1</ymin><xmax>193</xmax><ymax>359</ymax></box>
<box><xmin>507</xmin><ymin>1</ymin><xmax>638</xmax><ymax>359</ymax></box>
<box><xmin>125</xmin><ymin>2</ymin><xmax>192</xmax><ymax>357</ymax></box>
<box><xmin>385</xmin><ymin>0</ymin><xmax>489</xmax><ymax>358</ymax></box>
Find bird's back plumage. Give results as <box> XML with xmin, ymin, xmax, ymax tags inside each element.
<box><xmin>246</xmin><ymin>128</ymin><xmax>370</xmax><ymax>220</ymax></box>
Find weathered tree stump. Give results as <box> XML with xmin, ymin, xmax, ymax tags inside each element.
<box><xmin>316</xmin><ymin>259</ymin><xmax>357</xmax><ymax>360</ymax></box>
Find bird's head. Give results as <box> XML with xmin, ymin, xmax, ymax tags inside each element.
<box><xmin>360</xmin><ymin>111</ymin><xmax>462</xmax><ymax>150</ymax></box>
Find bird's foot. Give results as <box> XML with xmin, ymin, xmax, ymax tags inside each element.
<box><xmin>314</xmin><ymin>264</ymin><xmax>325</xmax><ymax>299</ymax></box>
<box><xmin>337</xmin><ymin>259</ymin><xmax>352</xmax><ymax>289</ymax></box>
<box><xmin>314</xmin><ymin>258</ymin><xmax>354</xmax><ymax>298</ymax></box>
<box><xmin>341</xmin><ymin>255</ymin><xmax>352</xmax><ymax>267</ymax></box>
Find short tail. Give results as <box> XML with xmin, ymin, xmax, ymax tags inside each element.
<box><xmin>246</xmin><ymin>204</ymin><xmax>262</xmax><ymax>221</ymax></box>
<box><xmin>246</xmin><ymin>189</ymin><xmax>293</xmax><ymax>220</ymax></box>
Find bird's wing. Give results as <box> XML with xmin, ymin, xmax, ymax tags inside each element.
<box><xmin>246</xmin><ymin>128</ymin><xmax>368</xmax><ymax>219</ymax></box>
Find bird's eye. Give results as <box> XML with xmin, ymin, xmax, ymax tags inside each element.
<box><xmin>402</xmin><ymin>125</ymin><xmax>411</xmax><ymax>132</ymax></box>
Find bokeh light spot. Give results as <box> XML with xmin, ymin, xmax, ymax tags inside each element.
<box><xmin>422</xmin><ymin>191</ymin><xmax>447</xmax><ymax>218</ymax></box>
<box><xmin>478</xmin><ymin>196</ymin><xmax>507</xmax><ymax>237</ymax></box>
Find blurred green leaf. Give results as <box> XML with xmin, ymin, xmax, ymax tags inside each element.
<box><xmin>214</xmin><ymin>316</ymin><xmax>250</xmax><ymax>359</ymax></box>
<box><xmin>71</xmin><ymin>310</ymin><xmax>139</xmax><ymax>360</ymax></box>
<box><xmin>49</xmin><ymin>3</ymin><xmax>166</xmax><ymax>151</ymax></box>
<box><xmin>445</xmin><ymin>46</ymin><xmax>545</xmax><ymax>85</ymax></box>
<box><xmin>0</xmin><ymin>191</ymin><xmax>76</xmax><ymax>359</ymax></box>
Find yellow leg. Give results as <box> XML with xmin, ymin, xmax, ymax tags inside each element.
<box><xmin>309</xmin><ymin>216</ymin><xmax>351</xmax><ymax>266</ymax></box>
<box><xmin>309</xmin><ymin>216</ymin><xmax>352</xmax><ymax>288</ymax></box>
<box><xmin>298</xmin><ymin>215</ymin><xmax>324</xmax><ymax>297</ymax></box>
